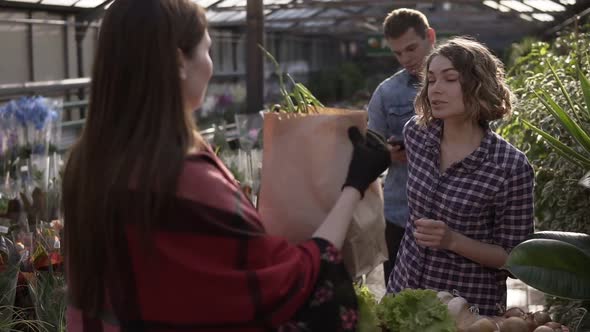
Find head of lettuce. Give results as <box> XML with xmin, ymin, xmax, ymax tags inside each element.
<box><xmin>376</xmin><ymin>289</ymin><xmax>456</xmax><ymax>332</ymax></box>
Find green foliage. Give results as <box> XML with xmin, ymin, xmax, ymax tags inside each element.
<box><xmin>375</xmin><ymin>289</ymin><xmax>456</xmax><ymax>332</ymax></box>
<box><xmin>259</xmin><ymin>45</ymin><xmax>324</xmax><ymax>113</ymax></box>
<box><xmin>522</xmin><ymin>64</ymin><xmax>590</xmax><ymax>168</ymax></box>
<box><xmin>0</xmin><ymin>261</ymin><xmax>20</xmax><ymax>323</ymax></box>
<box><xmin>307</xmin><ymin>62</ymin><xmax>367</xmax><ymax>104</ymax></box>
<box><xmin>504</xmin><ymin>37</ymin><xmax>540</xmax><ymax>70</ymax></box>
<box><xmin>498</xmin><ymin>29</ymin><xmax>590</xmax><ymax>234</ymax></box>
<box><xmin>502</xmin><ymin>27</ymin><xmax>590</xmax><ymax>331</ymax></box>
<box><xmin>544</xmin><ymin>297</ymin><xmax>590</xmax><ymax>332</ymax></box>
<box><xmin>354</xmin><ymin>284</ymin><xmax>380</xmax><ymax>332</ymax></box>
<box><xmin>0</xmin><ymin>305</ymin><xmax>48</xmax><ymax>332</ymax></box>
<box><xmin>0</xmin><ymin>260</ymin><xmax>50</xmax><ymax>332</ymax></box>
<box><xmin>27</xmin><ymin>272</ymin><xmax>66</xmax><ymax>332</ymax></box>
<box><xmin>505</xmin><ymin>232</ymin><xmax>590</xmax><ymax>300</ymax></box>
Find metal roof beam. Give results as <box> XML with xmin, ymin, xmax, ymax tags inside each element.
<box><xmin>0</xmin><ymin>0</ymin><xmax>81</xmax><ymax>13</ymax></box>
<box><xmin>75</xmin><ymin>0</ymin><xmax>110</xmax><ymax>22</ymax></box>
<box><xmin>543</xmin><ymin>0</ymin><xmax>590</xmax><ymax>35</ymax></box>
<box><xmin>204</xmin><ymin>0</ymin><xmax>228</xmax><ymax>10</ymax></box>
<box><xmin>209</xmin><ymin>0</ymin><xmax>400</xmax><ymax>11</ymax></box>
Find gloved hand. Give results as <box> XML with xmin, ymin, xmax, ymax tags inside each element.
<box><xmin>342</xmin><ymin>127</ymin><xmax>391</xmax><ymax>198</ymax></box>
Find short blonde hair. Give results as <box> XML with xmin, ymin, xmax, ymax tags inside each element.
<box><xmin>415</xmin><ymin>37</ymin><xmax>513</xmax><ymax>127</ymax></box>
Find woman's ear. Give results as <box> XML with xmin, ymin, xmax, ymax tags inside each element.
<box><xmin>177</xmin><ymin>48</ymin><xmax>187</xmax><ymax>80</ymax></box>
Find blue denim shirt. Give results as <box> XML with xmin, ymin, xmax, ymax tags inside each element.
<box><xmin>367</xmin><ymin>69</ymin><xmax>419</xmax><ymax>228</ymax></box>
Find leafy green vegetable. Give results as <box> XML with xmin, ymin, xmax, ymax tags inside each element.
<box><xmin>376</xmin><ymin>289</ymin><xmax>456</xmax><ymax>332</ymax></box>
<box><xmin>354</xmin><ymin>284</ymin><xmax>380</xmax><ymax>332</ymax></box>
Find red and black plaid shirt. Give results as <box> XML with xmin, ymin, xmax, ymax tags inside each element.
<box><xmin>67</xmin><ymin>149</ymin><xmax>357</xmax><ymax>332</ymax></box>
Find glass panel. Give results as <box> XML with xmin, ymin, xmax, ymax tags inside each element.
<box><xmin>266</xmin><ymin>22</ymin><xmax>293</xmax><ymax>29</ymax></box>
<box><xmin>207</xmin><ymin>10</ymin><xmax>243</xmax><ymax>23</ymax></box>
<box><xmin>316</xmin><ymin>8</ymin><xmax>348</xmax><ymax>18</ymax></box>
<box><xmin>217</xmin><ymin>0</ymin><xmax>246</xmax><ymax>8</ymax></box>
<box><xmin>532</xmin><ymin>13</ymin><xmax>555</xmax><ymax>20</ymax></box>
<box><xmin>523</xmin><ymin>0</ymin><xmax>566</xmax><ymax>11</ymax></box>
<box><xmin>499</xmin><ymin>0</ymin><xmax>534</xmax><ymax>12</ymax></box>
<box><xmin>40</xmin><ymin>0</ymin><xmax>79</xmax><ymax>5</ymax></box>
<box><xmin>74</xmin><ymin>0</ymin><xmax>107</xmax><ymax>8</ymax></box>
<box><xmin>268</xmin><ymin>8</ymin><xmax>320</xmax><ymax>20</ymax></box>
<box><xmin>265</xmin><ymin>0</ymin><xmax>293</xmax><ymax>4</ymax></box>
<box><xmin>3</xmin><ymin>0</ymin><xmax>39</xmax><ymax>3</ymax></box>
<box><xmin>519</xmin><ymin>13</ymin><xmax>533</xmax><ymax>21</ymax></box>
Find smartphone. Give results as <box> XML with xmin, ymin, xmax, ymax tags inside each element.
<box><xmin>389</xmin><ymin>139</ymin><xmax>405</xmax><ymax>150</ymax></box>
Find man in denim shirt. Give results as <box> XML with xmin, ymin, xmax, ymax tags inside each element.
<box><xmin>367</xmin><ymin>8</ymin><xmax>436</xmax><ymax>285</ymax></box>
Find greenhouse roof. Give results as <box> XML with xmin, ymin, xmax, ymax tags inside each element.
<box><xmin>0</xmin><ymin>0</ymin><xmax>588</xmax><ymax>44</ymax></box>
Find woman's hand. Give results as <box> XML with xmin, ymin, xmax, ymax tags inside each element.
<box><xmin>414</xmin><ymin>218</ymin><xmax>456</xmax><ymax>250</ymax></box>
<box><xmin>342</xmin><ymin>127</ymin><xmax>391</xmax><ymax>197</ymax></box>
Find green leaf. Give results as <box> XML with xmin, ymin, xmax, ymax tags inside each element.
<box><xmin>355</xmin><ymin>284</ymin><xmax>380</xmax><ymax>332</ymax></box>
<box><xmin>0</xmin><ymin>262</ymin><xmax>19</xmax><ymax>322</ymax></box>
<box><xmin>505</xmin><ymin>238</ymin><xmax>590</xmax><ymax>300</ymax></box>
<box><xmin>576</xmin><ymin>310</ymin><xmax>590</xmax><ymax>332</ymax></box>
<box><xmin>579</xmin><ymin>68</ymin><xmax>590</xmax><ymax>118</ymax></box>
<box><xmin>286</xmin><ymin>74</ymin><xmax>306</xmax><ymax>113</ymax></box>
<box><xmin>258</xmin><ymin>44</ymin><xmax>323</xmax><ymax>114</ymax></box>
<box><xmin>296</xmin><ymin>83</ymin><xmax>324</xmax><ymax>107</ymax></box>
<box><xmin>548</xmin><ymin>61</ymin><xmax>587</xmax><ymax>124</ymax></box>
<box><xmin>28</xmin><ymin>271</ymin><xmax>67</xmax><ymax>332</ymax></box>
<box><xmin>258</xmin><ymin>44</ymin><xmax>295</xmax><ymax>113</ymax></box>
<box><xmin>534</xmin><ymin>91</ymin><xmax>590</xmax><ymax>153</ymax></box>
<box><xmin>548</xmin><ymin>62</ymin><xmax>579</xmax><ymax>121</ymax></box>
<box><xmin>522</xmin><ymin>120</ymin><xmax>590</xmax><ymax>168</ymax></box>
<box><xmin>527</xmin><ymin>231</ymin><xmax>590</xmax><ymax>256</ymax></box>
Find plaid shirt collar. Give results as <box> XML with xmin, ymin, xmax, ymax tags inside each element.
<box><xmin>424</xmin><ymin>119</ymin><xmax>494</xmax><ymax>172</ymax></box>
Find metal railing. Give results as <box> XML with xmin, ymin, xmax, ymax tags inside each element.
<box><xmin>1</xmin><ymin>77</ymin><xmax>239</xmax><ymax>150</ymax></box>
<box><xmin>0</xmin><ymin>78</ymin><xmax>91</xmax><ymax>101</ymax></box>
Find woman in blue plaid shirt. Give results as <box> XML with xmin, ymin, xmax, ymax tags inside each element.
<box><xmin>387</xmin><ymin>37</ymin><xmax>535</xmax><ymax>316</ymax></box>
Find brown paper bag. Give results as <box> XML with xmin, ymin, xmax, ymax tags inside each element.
<box><xmin>257</xmin><ymin>107</ymin><xmax>387</xmax><ymax>277</ymax></box>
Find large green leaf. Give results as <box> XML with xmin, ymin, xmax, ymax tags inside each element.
<box><xmin>536</xmin><ymin>90</ymin><xmax>590</xmax><ymax>152</ymax></box>
<box><xmin>527</xmin><ymin>231</ymin><xmax>590</xmax><ymax>256</ymax></box>
<box><xmin>580</xmin><ymin>68</ymin><xmax>590</xmax><ymax>118</ymax></box>
<box><xmin>505</xmin><ymin>238</ymin><xmax>590</xmax><ymax>300</ymax></box>
<box><xmin>522</xmin><ymin>119</ymin><xmax>590</xmax><ymax>168</ymax></box>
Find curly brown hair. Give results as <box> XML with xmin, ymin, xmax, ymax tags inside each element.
<box><xmin>415</xmin><ymin>37</ymin><xmax>513</xmax><ymax>127</ymax></box>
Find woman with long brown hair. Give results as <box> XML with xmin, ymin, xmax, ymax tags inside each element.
<box><xmin>62</xmin><ymin>0</ymin><xmax>390</xmax><ymax>331</ymax></box>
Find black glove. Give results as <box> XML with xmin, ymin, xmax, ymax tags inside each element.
<box><xmin>342</xmin><ymin>127</ymin><xmax>391</xmax><ymax>198</ymax></box>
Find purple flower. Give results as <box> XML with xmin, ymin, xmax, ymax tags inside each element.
<box><xmin>216</xmin><ymin>93</ymin><xmax>234</xmax><ymax>109</ymax></box>
<box><xmin>1</xmin><ymin>96</ymin><xmax>55</xmax><ymax>130</ymax></box>
<box><xmin>0</xmin><ymin>96</ymin><xmax>60</xmax><ymax>156</ymax></box>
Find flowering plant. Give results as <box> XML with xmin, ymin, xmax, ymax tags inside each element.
<box><xmin>0</xmin><ymin>96</ymin><xmax>60</xmax><ymax>162</ymax></box>
<box><xmin>0</xmin><ymin>96</ymin><xmax>62</xmax><ymax>237</ymax></box>
<box><xmin>0</xmin><ymin>96</ymin><xmax>64</xmax><ymax>332</ymax></box>
<box><xmin>0</xmin><ymin>97</ymin><xmax>61</xmax><ymax>197</ymax></box>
